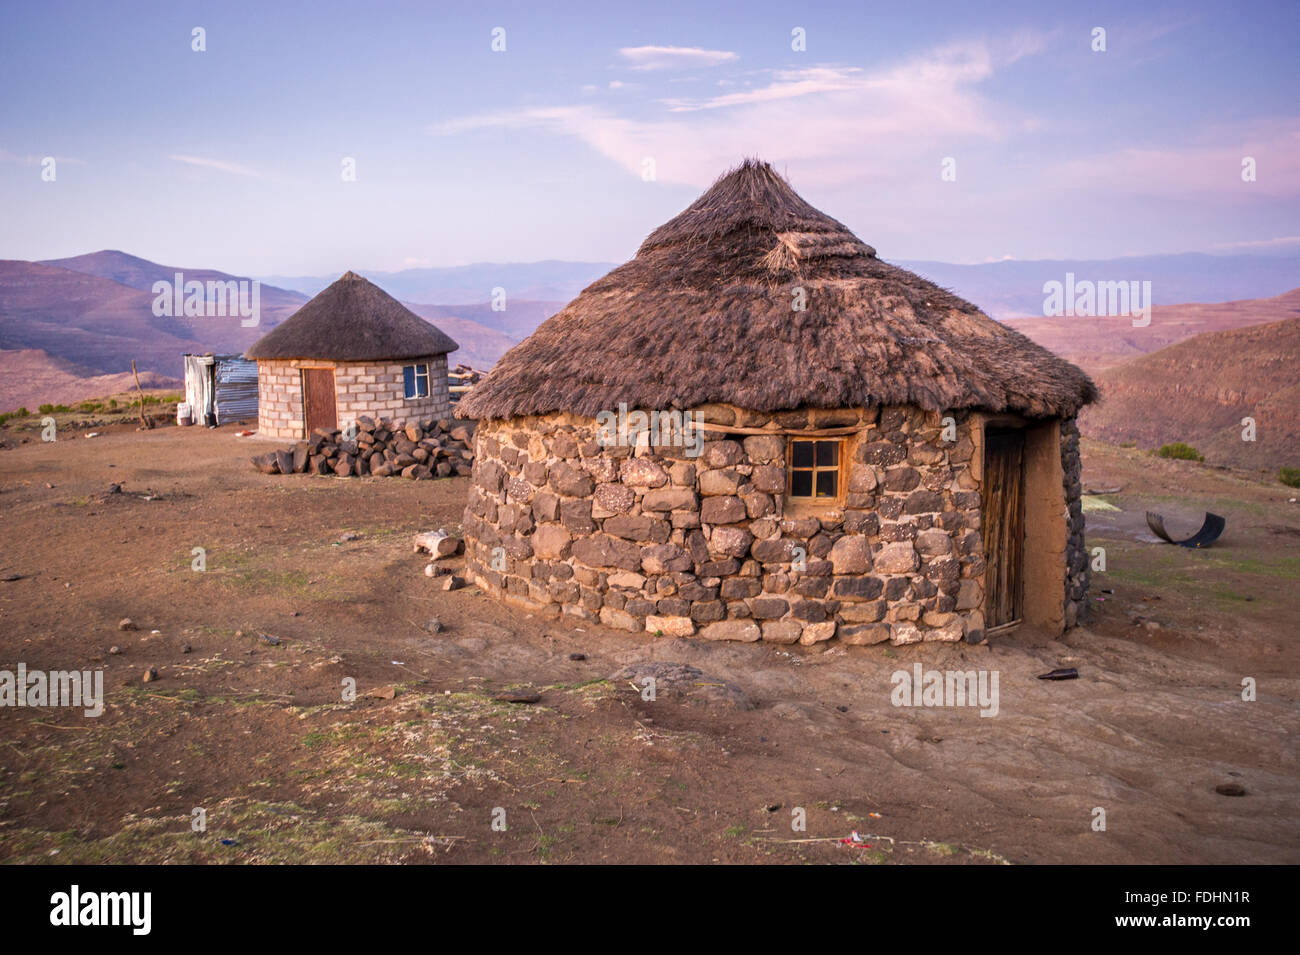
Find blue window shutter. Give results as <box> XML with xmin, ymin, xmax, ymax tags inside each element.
<box><xmin>403</xmin><ymin>365</ymin><xmax>415</xmax><ymax>398</ymax></box>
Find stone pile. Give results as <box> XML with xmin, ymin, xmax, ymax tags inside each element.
<box><xmin>252</xmin><ymin>416</ymin><xmax>475</xmax><ymax>479</ymax></box>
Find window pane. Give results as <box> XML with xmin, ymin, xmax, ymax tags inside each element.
<box><xmin>791</xmin><ymin>470</ymin><xmax>813</xmax><ymax>497</ymax></box>
<box><xmin>416</xmin><ymin>365</ymin><xmax>429</xmax><ymax>397</ymax></box>
<box><xmin>403</xmin><ymin>365</ymin><xmax>416</xmax><ymax>398</ymax></box>
<box><xmin>816</xmin><ymin>470</ymin><xmax>837</xmax><ymax>497</ymax></box>
<box><xmin>791</xmin><ymin>441</ymin><xmax>813</xmax><ymax>468</ymax></box>
<box><xmin>816</xmin><ymin>440</ymin><xmax>838</xmax><ymax>467</ymax></box>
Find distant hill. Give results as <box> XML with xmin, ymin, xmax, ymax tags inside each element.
<box><xmin>0</xmin><ymin>348</ymin><xmax>181</xmax><ymax>412</ymax></box>
<box><xmin>1000</xmin><ymin>288</ymin><xmax>1300</xmax><ymax>377</ymax></box>
<box><xmin>0</xmin><ymin>259</ymin><xmax>299</xmax><ymax>382</ymax></box>
<box><xmin>899</xmin><ymin>252</ymin><xmax>1300</xmax><ymax>319</ymax></box>
<box><xmin>40</xmin><ymin>249</ymin><xmax>308</xmax><ymax>312</ymax></box>
<box><xmin>259</xmin><ymin>260</ymin><xmax>614</xmax><ymax>306</ymax></box>
<box><xmin>1080</xmin><ymin>314</ymin><xmax>1300</xmax><ymax>472</ymax></box>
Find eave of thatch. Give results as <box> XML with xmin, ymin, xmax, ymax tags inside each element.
<box><xmin>459</xmin><ymin>160</ymin><xmax>1096</xmax><ymax>422</ymax></box>
<box><xmin>246</xmin><ymin>271</ymin><xmax>458</xmax><ymax>361</ymax></box>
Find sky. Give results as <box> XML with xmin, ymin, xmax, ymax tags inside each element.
<box><xmin>1</xmin><ymin>0</ymin><xmax>1298</xmax><ymax>275</ymax></box>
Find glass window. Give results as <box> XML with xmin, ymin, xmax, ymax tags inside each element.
<box><xmin>789</xmin><ymin>439</ymin><xmax>841</xmax><ymax>500</ymax></box>
<box><xmin>403</xmin><ymin>363</ymin><xmax>430</xmax><ymax>399</ymax></box>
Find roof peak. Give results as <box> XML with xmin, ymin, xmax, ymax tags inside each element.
<box><xmin>637</xmin><ymin>158</ymin><xmax>862</xmax><ymax>255</ymax></box>
<box><xmin>339</xmin><ymin>270</ymin><xmax>364</xmax><ymax>281</ymax></box>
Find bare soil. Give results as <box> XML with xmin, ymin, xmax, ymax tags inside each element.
<box><xmin>0</xmin><ymin>426</ymin><xmax>1296</xmax><ymax>864</ymax></box>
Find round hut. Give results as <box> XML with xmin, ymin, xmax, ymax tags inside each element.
<box><xmin>247</xmin><ymin>271</ymin><xmax>458</xmax><ymax>440</ymax></box>
<box><xmin>458</xmin><ymin>161</ymin><xmax>1097</xmax><ymax>647</ymax></box>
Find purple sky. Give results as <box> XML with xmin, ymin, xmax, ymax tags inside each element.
<box><xmin>1</xmin><ymin>0</ymin><xmax>1297</xmax><ymax>274</ymax></box>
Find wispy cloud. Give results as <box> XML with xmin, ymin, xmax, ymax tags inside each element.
<box><xmin>1044</xmin><ymin>121</ymin><xmax>1300</xmax><ymax>199</ymax></box>
<box><xmin>618</xmin><ymin>45</ymin><xmax>738</xmax><ymax>71</ymax></box>
<box><xmin>432</xmin><ymin>37</ymin><xmax>1044</xmax><ymax>187</ymax></box>
<box><xmin>168</xmin><ymin>154</ymin><xmax>268</xmax><ymax>179</ymax></box>
<box><xmin>1212</xmin><ymin>235</ymin><xmax>1300</xmax><ymax>250</ymax></box>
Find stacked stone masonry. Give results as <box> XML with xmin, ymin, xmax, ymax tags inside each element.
<box><xmin>460</xmin><ymin>404</ymin><xmax>1074</xmax><ymax>647</ymax></box>
<box><xmin>256</xmin><ymin>355</ymin><xmax>451</xmax><ymax>440</ymax></box>
<box><xmin>1060</xmin><ymin>415</ymin><xmax>1090</xmax><ymax>628</ymax></box>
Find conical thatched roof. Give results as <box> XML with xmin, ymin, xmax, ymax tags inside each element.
<box><xmin>246</xmin><ymin>271</ymin><xmax>457</xmax><ymax>361</ymax></box>
<box><xmin>460</xmin><ymin>160</ymin><xmax>1096</xmax><ymax>421</ymax></box>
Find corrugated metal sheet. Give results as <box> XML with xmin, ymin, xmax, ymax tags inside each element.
<box><xmin>184</xmin><ymin>355</ymin><xmax>215</xmax><ymax>420</ymax></box>
<box><xmin>213</xmin><ymin>356</ymin><xmax>259</xmax><ymax>424</ymax></box>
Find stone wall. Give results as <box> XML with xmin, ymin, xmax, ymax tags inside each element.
<box><xmin>1060</xmin><ymin>415</ymin><xmax>1090</xmax><ymax>627</ymax></box>
<box><xmin>461</xmin><ymin>404</ymin><xmax>994</xmax><ymax>647</ymax></box>
<box><xmin>256</xmin><ymin>355</ymin><xmax>451</xmax><ymax>440</ymax></box>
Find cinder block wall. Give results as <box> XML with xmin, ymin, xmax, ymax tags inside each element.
<box><xmin>256</xmin><ymin>354</ymin><xmax>451</xmax><ymax>439</ymax></box>
<box><xmin>256</xmin><ymin>359</ymin><xmax>304</xmax><ymax>440</ymax></box>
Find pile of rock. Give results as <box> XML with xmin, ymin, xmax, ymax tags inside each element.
<box><xmin>252</xmin><ymin>417</ymin><xmax>475</xmax><ymax>479</ymax></box>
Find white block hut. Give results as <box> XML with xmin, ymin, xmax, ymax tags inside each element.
<box><xmin>457</xmin><ymin>161</ymin><xmax>1098</xmax><ymax>647</ymax></box>
<box><xmin>246</xmin><ymin>271</ymin><xmax>458</xmax><ymax>440</ymax></box>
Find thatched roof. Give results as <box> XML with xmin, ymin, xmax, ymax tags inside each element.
<box><xmin>460</xmin><ymin>160</ymin><xmax>1096</xmax><ymax>421</ymax></box>
<box><xmin>246</xmin><ymin>271</ymin><xmax>457</xmax><ymax>361</ymax></box>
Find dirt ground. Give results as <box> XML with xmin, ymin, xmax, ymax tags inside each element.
<box><xmin>0</xmin><ymin>423</ymin><xmax>1296</xmax><ymax>864</ymax></box>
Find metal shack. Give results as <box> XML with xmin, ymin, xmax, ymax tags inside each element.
<box><xmin>182</xmin><ymin>354</ymin><xmax>259</xmax><ymax>426</ymax></box>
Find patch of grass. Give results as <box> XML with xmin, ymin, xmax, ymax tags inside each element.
<box><xmin>1157</xmin><ymin>442</ymin><xmax>1204</xmax><ymax>462</ymax></box>
<box><xmin>1279</xmin><ymin>466</ymin><xmax>1300</xmax><ymax>489</ymax></box>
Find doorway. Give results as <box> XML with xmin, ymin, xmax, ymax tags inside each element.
<box><xmin>301</xmin><ymin>367</ymin><xmax>337</xmax><ymax>435</ymax></box>
<box><xmin>982</xmin><ymin>426</ymin><xmax>1026</xmax><ymax>629</ymax></box>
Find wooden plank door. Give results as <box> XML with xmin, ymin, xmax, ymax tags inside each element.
<box><xmin>981</xmin><ymin>427</ymin><xmax>1025</xmax><ymax>628</ymax></box>
<box><xmin>301</xmin><ymin>368</ymin><xmax>337</xmax><ymax>435</ymax></box>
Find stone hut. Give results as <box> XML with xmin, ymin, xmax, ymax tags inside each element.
<box><xmin>457</xmin><ymin>161</ymin><xmax>1097</xmax><ymax>647</ymax></box>
<box><xmin>247</xmin><ymin>271</ymin><xmax>458</xmax><ymax>440</ymax></box>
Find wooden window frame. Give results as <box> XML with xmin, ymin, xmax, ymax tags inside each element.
<box><xmin>403</xmin><ymin>362</ymin><xmax>431</xmax><ymax>400</ymax></box>
<box><xmin>786</xmin><ymin>437</ymin><xmax>847</xmax><ymax>505</ymax></box>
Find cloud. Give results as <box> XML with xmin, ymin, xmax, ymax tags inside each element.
<box><xmin>618</xmin><ymin>45</ymin><xmax>738</xmax><ymax>71</ymax></box>
<box><xmin>1212</xmin><ymin>235</ymin><xmax>1300</xmax><ymax>250</ymax></box>
<box><xmin>168</xmin><ymin>154</ymin><xmax>268</xmax><ymax>179</ymax></box>
<box><xmin>1043</xmin><ymin>121</ymin><xmax>1300</xmax><ymax>199</ymax></box>
<box><xmin>432</xmin><ymin>38</ymin><xmax>1044</xmax><ymax>187</ymax></box>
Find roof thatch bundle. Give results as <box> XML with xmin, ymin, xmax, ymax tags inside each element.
<box><xmin>460</xmin><ymin>160</ymin><xmax>1096</xmax><ymax>421</ymax></box>
<box><xmin>247</xmin><ymin>271</ymin><xmax>457</xmax><ymax>361</ymax></box>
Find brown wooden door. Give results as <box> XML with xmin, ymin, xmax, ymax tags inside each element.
<box><xmin>982</xmin><ymin>427</ymin><xmax>1025</xmax><ymax>628</ymax></box>
<box><xmin>301</xmin><ymin>368</ymin><xmax>337</xmax><ymax>434</ymax></box>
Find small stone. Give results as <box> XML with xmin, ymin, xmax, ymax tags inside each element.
<box><xmin>569</xmin><ymin>653</ymin><xmax>586</xmax><ymax>661</ymax></box>
<box><xmin>141</xmin><ymin>666</ymin><xmax>158</xmax><ymax>683</ymax></box>
<box><xmin>1215</xmin><ymin>783</ymin><xmax>1247</xmax><ymax>797</ymax></box>
<box><xmin>117</xmin><ymin>617</ymin><xmax>137</xmax><ymax>631</ymax></box>
<box><xmin>108</xmin><ymin>645</ymin><xmax>122</xmax><ymax>655</ymax></box>
<box><xmin>180</xmin><ymin>643</ymin><xmax>192</xmax><ymax>654</ymax></box>
<box><xmin>441</xmin><ymin>575</ymin><xmax>465</xmax><ymax>591</ymax></box>
<box><xmin>365</xmin><ymin>685</ymin><xmax>397</xmax><ymax>700</ymax></box>
<box><xmin>425</xmin><ymin>618</ymin><xmax>443</xmax><ymax>634</ymax></box>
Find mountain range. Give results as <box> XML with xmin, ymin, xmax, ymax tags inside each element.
<box><xmin>2</xmin><ymin>249</ymin><xmax>1298</xmax><ymax>472</ymax></box>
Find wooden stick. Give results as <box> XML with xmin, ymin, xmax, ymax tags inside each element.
<box><xmin>131</xmin><ymin>360</ymin><xmax>154</xmax><ymax>430</ymax></box>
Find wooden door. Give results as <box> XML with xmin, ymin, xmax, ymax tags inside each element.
<box><xmin>981</xmin><ymin>427</ymin><xmax>1025</xmax><ymax>628</ymax></box>
<box><xmin>301</xmin><ymin>368</ymin><xmax>337</xmax><ymax>434</ymax></box>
